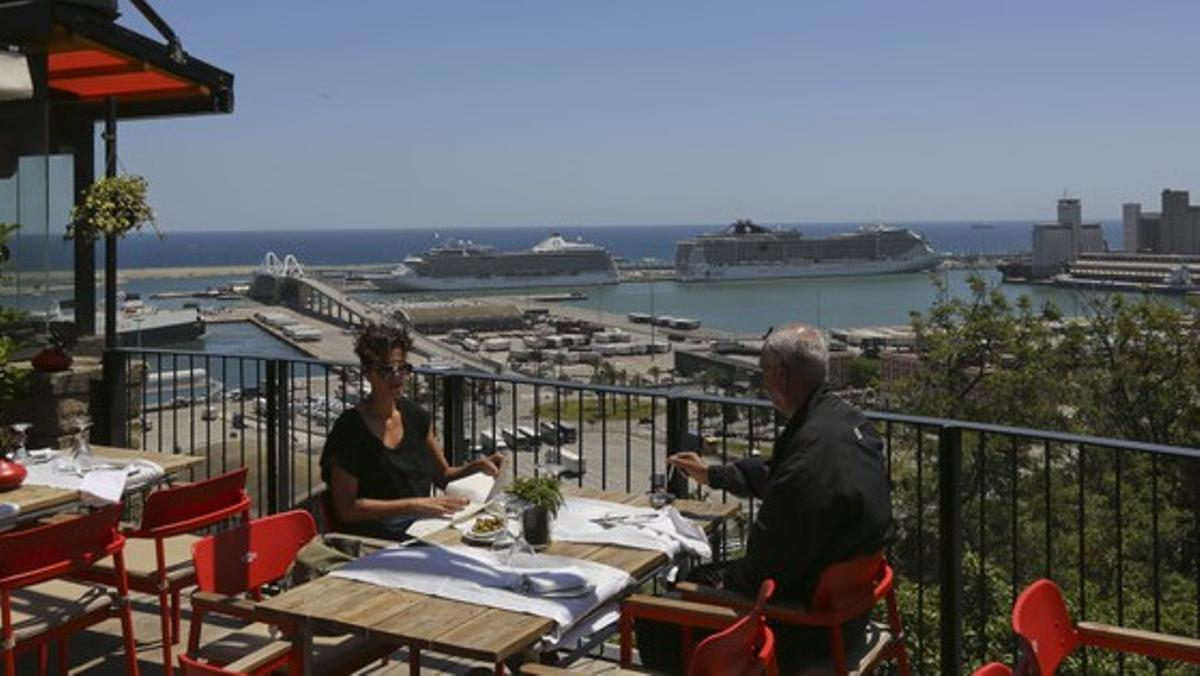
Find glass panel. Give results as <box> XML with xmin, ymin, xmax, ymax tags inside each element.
<box><xmin>0</xmin><ymin>154</ymin><xmax>74</xmax><ymax>318</ymax></box>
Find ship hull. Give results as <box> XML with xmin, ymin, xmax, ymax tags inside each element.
<box><xmin>678</xmin><ymin>254</ymin><xmax>942</xmax><ymax>282</ymax></box>
<box><xmin>373</xmin><ymin>270</ymin><xmax>618</xmax><ymax>292</ymax></box>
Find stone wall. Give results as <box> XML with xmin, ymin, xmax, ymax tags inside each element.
<box><xmin>4</xmin><ymin>356</ymin><xmax>145</xmax><ymax>450</ymax></box>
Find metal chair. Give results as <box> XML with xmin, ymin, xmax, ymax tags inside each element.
<box><xmin>1011</xmin><ymin>579</ymin><xmax>1200</xmax><ymax>674</ymax></box>
<box><xmin>1</xmin><ymin>505</ymin><xmax>139</xmax><ymax>676</ymax></box>
<box><xmin>75</xmin><ymin>467</ymin><xmax>252</xmax><ymax>676</ymax></box>
<box><xmin>181</xmin><ymin>509</ymin><xmax>397</xmax><ymax>675</ymax></box>
<box><xmin>620</xmin><ymin>552</ymin><xmax>910</xmax><ymax>675</ymax></box>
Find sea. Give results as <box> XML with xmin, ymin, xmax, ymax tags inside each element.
<box><xmin>4</xmin><ymin>219</ymin><xmax>1162</xmax><ymax>357</ymax></box>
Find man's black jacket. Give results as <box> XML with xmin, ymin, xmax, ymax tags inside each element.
<box><xmin>708</xmin><ymin>385</ymin><xmax>893</xmax><ymax>604</ymax></box>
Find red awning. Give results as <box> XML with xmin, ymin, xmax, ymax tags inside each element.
<box><xmin>47</xmin><ymin>39</ymin><xmax>208</xmax><ymax>103</ymax></box>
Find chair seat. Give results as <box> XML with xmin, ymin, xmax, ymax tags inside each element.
<box><xmin>7</xmin><ymin>579</ymin><xmax>113</xmax><ymax>644</ymax></box>
<box><xmin>193</xmin><ymin>621</ymin><xmax>393</xmax><ymax>673</ymax></box>
<box><xmin>87</xmin><ymin>534</ymin><xmax>201</xmax><ymax>584</ymax></box>
<box><xmin>795</xmin><ymin>621</ymin><xmax>896</xmax><ymax>676</ymax></box>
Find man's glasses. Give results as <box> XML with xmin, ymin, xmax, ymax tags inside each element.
<box><xmin>373</xmin><ymin>362</ymin><xmax>414</xmax><ymax>377</ymax></box>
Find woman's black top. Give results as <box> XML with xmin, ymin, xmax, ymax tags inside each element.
<box><xmin>319</xmin><ymin>399</ymin><xmax>438</xmax><ymax>539</ymax></box>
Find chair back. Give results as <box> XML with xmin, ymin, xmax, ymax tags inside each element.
<box><xmin>808</xmin><ymin>552</ymin><xmax>889</xmax><ymax>619</ymax></box>
<box><xmin>136</xmin><ymin>467</ymin><xmax>251</xmax><ymax>537</ymax></box>
<box><xmin>971</xmin><ymin>663</ymin><xmax>1014</xmax><ymax>676</ymax></box>
<box><xmin>689</xmin><ymin>579</ymin><xmax>779</xmax><ymax>676</ymax></box>
<box><xmin>192</xmin><ymin>510</ymin><xmax>317</xmax><ymax>596</ymax></box>
<box><xmin>0</xmin><ymin>504</ymin><xmax>125</xmax><ymax>590</ymax></box>
<box><xmin>177</xmin><ymin>654</ymin><xmax>249</xmax><ymax>675</ymax></box>
<box><xmin>1011</xmin><ymin>579</ymin><xmax>1078</xmax><ymax>675</ymax></box>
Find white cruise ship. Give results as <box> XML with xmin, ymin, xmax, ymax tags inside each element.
<box><xmin>675</xmin><ymin>220</ymin><xmax>942</xmax><ymax>282</ymax></box>
<box><xmin>372</xmin><ymin>235</ymin><xmax>619</xmax><ymax>292</ymax></box>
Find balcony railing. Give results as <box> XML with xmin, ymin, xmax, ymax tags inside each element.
<box><xmin>103</xmin><ymin>347</ymin><xmax>1200</xmax><ymax>675</ymax></box>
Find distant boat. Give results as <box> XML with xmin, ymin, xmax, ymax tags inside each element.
<box><xmin>372</xmin><ymin>234</ymin><xmax>618</xmax><ymax>292</ymax></box>
<box><xmin>675</xmin><ymin>220</ymin><xmax>942</xmax><ymax>282</ymax></box>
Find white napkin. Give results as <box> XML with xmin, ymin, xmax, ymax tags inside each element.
<box><xmin>552</xmin><ymin>497</ymin><xmax>712</xmax><ymax>561</ymax></box>
<box><xmin>407</xmin><ymin>468</ymin><xmax>508</xmax><ymax>539</ymax></box>
<box><xmin>331</xmin><ymin>543</ymin><xmax>633</xmax><ymax>642</ymax></box>
<box><xmin>0</xmin><ymin>502</ymin><xmax>19</xmax><ymax>532</ymax></box>
<box><xmin>79</xmin><ymin>468</ymin><xmax>128</xmax><ymax>506</ymax></box>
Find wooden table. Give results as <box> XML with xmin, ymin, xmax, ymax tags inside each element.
<box><xmin>257</xmin><ymin>488</ymin><xmax>739</xmax><ymax>675</ymax></box>
<box><xmin>0</xmin><ymin>445</ymin><xmax>204</xmax><ymax>518</ymax></box>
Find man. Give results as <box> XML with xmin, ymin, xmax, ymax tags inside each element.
<box><xmin>640</xmin><ymin>324</ymin><xmax>893</xmax><ymax>673</ymax></box>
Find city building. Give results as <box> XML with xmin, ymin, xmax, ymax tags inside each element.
<box><xmin>1030</xmin><ymin>198</ymin><xmax>1107</xmax><ymax>278</ymax></box>
<box><xmin>1123</xmin><ymin>189</ymin><xmax>1200</xmax><ymax>255</ymax></box>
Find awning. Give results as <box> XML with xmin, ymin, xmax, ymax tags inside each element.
<box><xmin>0</xmin><ymin>1</ymin><xmax>233</xmax><ymax>119</ymax></box>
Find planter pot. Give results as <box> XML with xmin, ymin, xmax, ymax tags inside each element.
<box><xmin>31</xmin><ymin>347</ymin><xmax>73</xmax><ymax>373</ymax></box>
<box><xmin>521</xmin><ymin>505</ymin><xmax>552</xmax><ymax>548</ymax></box>
<box><xmin>0</xmin><ymin>459</ymin><xmax>26</xmax><ymax>491</ymax></box>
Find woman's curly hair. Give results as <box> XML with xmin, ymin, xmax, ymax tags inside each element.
<box><xmin>354</xmin><ymin>323</ymin><xmax>413</xmax><ymax>369</ymax></box>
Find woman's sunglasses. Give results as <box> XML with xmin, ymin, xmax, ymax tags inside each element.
<box><xmin>373</xmin><ymin>362</ymin><xmax>414</xmax><ymax>377</ymax></box>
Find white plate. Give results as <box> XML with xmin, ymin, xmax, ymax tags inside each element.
<box><xmin>461</xmin><ymin>527</ymin><xmax>507</xmax><ymax>545</ymax></box>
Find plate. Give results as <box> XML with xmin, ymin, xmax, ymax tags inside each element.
<box><xmin>461</xmin><ymin>527</ymin><xmax>507</xmax><ymax>545</ymax></box>
<box><xmin>531</xmin><ymin>583</ymin><xmax>595</xmax><ymax>599</ymax></box>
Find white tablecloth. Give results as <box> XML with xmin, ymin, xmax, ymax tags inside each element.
<box><xmin>20</xmin><ymin>451</ymin><xmax>165</xmax><ymax>505</ymax></box>
<box><xmin>330</xmin><ymin>543</ymin><xmax>633</xmax><ymax>643</ymax></box>
<box><xmin>550</xmin><ymin>496</ymin><xmax>712</xmax><ymax>561</ymax></box>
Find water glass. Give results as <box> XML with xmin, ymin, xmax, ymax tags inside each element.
<box><xmin>70</xmin><ymin>417</ymin><xmax>95</xmax><ymax>475</ymax></box>
<box><xmin>7</xmin><ymin>422</ymin><xmax>31</xmax><ymax>461</ymax></box>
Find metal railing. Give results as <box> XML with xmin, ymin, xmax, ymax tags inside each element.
<box><xmin>102</xmin><ymin>347</ymin><xmax>1200</xmax><ymax>675</ymax></box>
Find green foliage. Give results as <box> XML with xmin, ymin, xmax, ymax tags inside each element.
<box><xmin>883</xmin><ymin>276</ymin><xmax>1200</xmax><ymax>673</ymax></box>
<box><xmin>66</xmin><ymin>175</ymin><xmax>156</xmax><ymax>242</ymax></box>
<box><xmin>506</xmin><ymin>476</ymin><xmax>565</xmax><ymax>516</ymax></box>
<box><xmin>846</xmin><ymin>355</ymin><xmax>881</xmax><ymax>389</ymax></box>
<box><xmin>0</xmin><ymin>222</ymin><xmax>26</xmax><ymax>413</ymax></box>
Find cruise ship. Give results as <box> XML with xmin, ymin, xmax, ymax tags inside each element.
<box><xmin>372</xmin><ymin>235</ymin><xmax>619</xmax><ymax>292</ymax></box>
<box><xmin>675</xmin><ymin>220</ymin><xmax>942</xmax><ymax>282</ymax></box>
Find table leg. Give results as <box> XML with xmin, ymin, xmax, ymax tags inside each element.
<box><xmin>408</xmin><ymin>645</ymin><xmax>421</xmax><ymax>675</ymax></box>
<box><xmin>297</xmin><ymin>620</ymin><xmax>314</xmax><ymax>676</ymax></box>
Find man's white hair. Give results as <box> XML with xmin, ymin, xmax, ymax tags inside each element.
<box><xmin>762</xmin><ymin>324</ymin><xmax>828</xmax><ymax>387</ymax></box>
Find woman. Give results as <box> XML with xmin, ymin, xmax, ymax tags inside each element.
<box><xmin>319</xmin><ymin>323</ymin><xmax>503</xmax><ymax>540</ymax></box>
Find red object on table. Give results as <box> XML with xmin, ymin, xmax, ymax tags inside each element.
<box><xmin>0</xmin><ymin>459</ymin><xmax>26</xmax><ymax>491</ymax></box>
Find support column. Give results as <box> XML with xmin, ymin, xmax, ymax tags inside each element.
<box><xmin>102</xmin><ymin>98</ymin><xmax>118</xmax><ymax>348</ymax></box>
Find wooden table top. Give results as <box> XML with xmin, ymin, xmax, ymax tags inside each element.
<box><xmin>258</xmin><ymin>488</ymin><xmax>739</xmax><ymax>666</ymax></box>
<box><xmin>0</xmin><ymin>445</ymin><xmax>204</xmax><ymax>517</ymax></box>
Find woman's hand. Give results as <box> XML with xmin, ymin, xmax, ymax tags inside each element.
<box><xmin>414</xmin><ymin>496</ymin><xmax>469</xmax><ymax>517</ymax></box>
<box><xmin>471</xmin><ymin>452</ymin><xmax>505</xmax><ymax>477</ymax></box>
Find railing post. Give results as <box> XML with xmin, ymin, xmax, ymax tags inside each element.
<box><xmin>938</xmin><ymin>425</ymin><xmax>964</xmax><ymax>676</ymax></box>
<box><xmin>666</xmin><ymin>394</ymin><xmax>689</xmax><ymax>498</ymax></box>
<box><xmin>99</xmin><ymin>348</ymin><xmax>128</xmax><ymax>447</ymax></box>
<box><xmin>264</xmin><ymin>360</ymin><xmax>291</xmax><ymax>514</ymax></box>
<box><xmin>442</xmin><ymin>373</ymin><xmax>466</xmax><ymax>466</ymax></box>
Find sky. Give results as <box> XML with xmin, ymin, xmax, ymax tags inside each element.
<box><xmin>107</xmin><ymin>1</ymin><xmax>1200</xmax><ymax>231</ymax></box>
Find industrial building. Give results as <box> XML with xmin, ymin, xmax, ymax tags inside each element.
<box><xmin>1123</xmin><ymin>189</ymin><xmax>1200</xmax><ymax>255</ymax></box>
<box><xmin>1030</xmin><ymin>198</ymin><xmax>1107</xmax><ymax>278</ymax></box>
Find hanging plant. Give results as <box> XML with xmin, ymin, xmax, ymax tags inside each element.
<box><xmin>66</xmin><ymin>175</ymin><xmax>157</xmax><ymax>242</ymax></box>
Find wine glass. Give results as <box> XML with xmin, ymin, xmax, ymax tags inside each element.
<box><xmin>490</xmin><ymin>496</ymin><xmax>534</xmax><ymax>565</ymax></box>
<box><xmin>7</xmin><ymin>422</ymin><xmax>31</xmax><ymax>461</ymax></box>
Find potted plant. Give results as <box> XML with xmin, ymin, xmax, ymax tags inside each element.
<box><xmin>31</xmin><ymin>322</ymin><xmax>79</xmax><ymax>373</ymax></box>
<box><xmin>65</xmin><ymin>175</ymin><xmax>156</xmax><ymax>242</ymax></box>
<box><xmin>506</xmin><ymin>475</ymin><xmax>564</xmax><ymax>548</ymax></box>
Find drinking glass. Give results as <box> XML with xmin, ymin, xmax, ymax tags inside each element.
<box><xmin>7</xmin><ymin>422</ymin><xmax>31</xmax><ymax>461</ymax></box>
<box><xmin>70</xmin><ymin>416</ymin><xmax>95</xmax><ymax>475</ymax></box>
<box><xmin>491</xmin><ymin>497</ymin><xmax>534</xmax><ymax>564</ymax></box>
<box><xmin>650</xmin><ymin>471</ymin><xmax>674</xmax><ymax>508</ymax></box>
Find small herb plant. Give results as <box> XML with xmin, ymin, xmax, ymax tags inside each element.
<box><xmin>506</xmin><ymin>476</ymin><xmax>565</xmax><ymax>516</ymax></box>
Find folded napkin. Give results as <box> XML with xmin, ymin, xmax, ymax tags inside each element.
<box><xmin>0</xmin><ymin>502</ymin><xmax>19</xmax><ymax>532</ymax></box>
<box><xmin>330</xmin><ymin>543</ymin><xmax>633</xmax><ymax>642</ymax></box>
<box><xmin>552</xmin><ymin>496</ymin><xmax>712</xmax><ymax>561</ymax></box>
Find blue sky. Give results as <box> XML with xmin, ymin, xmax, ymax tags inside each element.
<box><xmin>114</xmin><ymin>1</ymin><xmax>1200</xmax><ymax>231</ymax></box>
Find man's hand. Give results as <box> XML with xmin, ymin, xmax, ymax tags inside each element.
<box><xmin>416</xmin><ymin>496</ymin><xmax>469</xmax><ymax>517</ymax></box>
<box><xmin>471</xmin><ymin>452</ymin><xmax>505</xmax><ymax>477</ymax></box>
<box><xmin>667</xmin><ymin>452</ymin><xmax>710</xmax><ymax>486</ymax></box>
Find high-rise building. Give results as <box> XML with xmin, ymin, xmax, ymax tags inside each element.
<box><xmin>1122</xmin><ymin>189</ymin><xmax>1200</xmax><ymax>255</ymax></box>
<box><xmin>1030</xmin><ymin>198</ymin><xmax>1106</xmax><ymax>278</ymax></box>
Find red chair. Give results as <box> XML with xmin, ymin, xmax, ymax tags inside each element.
<box><xmin>689</xmin><ymin>579</ymin><xmax>779</xmax><ymax>676</ymax></box>
<box><xmin>180</xmin><ymin>510</ymin><xmax>397</xmax><ymax>675</ymax></box>
<box><xmin>970</xmin><ymin>662</ymin><xmax>1013</xmax><ymax>675</ymax></box>
<box><xmin>620</xmin><ymin>552</ymin><xmax>910</xmax><ymax>675</ymax></box>
<box><xmin>1</xmin><ymin>505</ymin><xmax>139</xmax><ymax>676</ymax></box>
<box><xmin>1012</xmin><ymin>579</ymin><xmax>1200</xmax><ymax>673</ymax></box>
<box><xmin>75</xmin><ymin>467</ymin><xmax>252</xmax><ymax>676</ymax></box>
